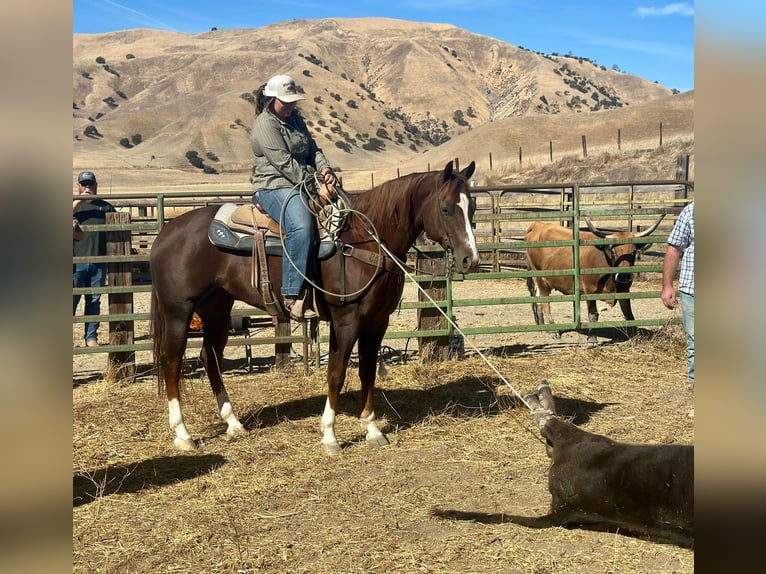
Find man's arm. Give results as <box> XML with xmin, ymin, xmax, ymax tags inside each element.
<box><xmin>661</xmin><ymin>244</ymin><xmax>683</xmax><ymax>309</ymax></box>
<box><xmin>73</xmin><ymin>218</ymin><xmax>84</xmax><ymax>241</ymax></box>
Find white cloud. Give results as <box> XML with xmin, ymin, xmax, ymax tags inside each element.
<box><xmin>636</xmin><ymin>3</ymin><xmax>694</xmax><ymax>17</ymax></box>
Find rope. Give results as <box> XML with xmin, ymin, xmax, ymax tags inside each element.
<box><xmin>372</xmin><ymin>235</ymin><xmax>534</xmax><ymax>413</ymax></box>
<box><xmin>269</xmin><ymin>173</ymin><xmax>534</xmax><ymax>414</ymax></box>
<box><xmin>276</xmin><ymin>173</ymin><xmax>384</xmax><ymax>299</ymax></box>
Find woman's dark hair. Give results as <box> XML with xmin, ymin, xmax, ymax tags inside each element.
<box><xmin>255</xmin><ymin>83</ymin><xmax>272</xmax><ymax>115</ymax></box>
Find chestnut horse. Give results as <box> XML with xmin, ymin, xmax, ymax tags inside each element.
<box><xmin>150</xmin><ymin>160</ymin><xmax>479</xmax><ymax>454</ymax></box>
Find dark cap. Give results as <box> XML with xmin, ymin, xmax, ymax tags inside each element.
<box><xmin>78</xmin><ymin>171</ymin><xmax>97</xmax><ymax>184</ymax></box>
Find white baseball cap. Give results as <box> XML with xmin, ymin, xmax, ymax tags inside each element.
<box><xmin>263</xmin><ymin>74</ymin><xmax>305</xmax><ymax>103</ymax></box>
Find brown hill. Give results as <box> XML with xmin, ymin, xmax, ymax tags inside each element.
<box><xmin>73</xmin><ymin>17</ymin><xmax>682</xmax><ymax>189</ymax></box>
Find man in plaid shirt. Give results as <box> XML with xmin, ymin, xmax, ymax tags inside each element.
<box><xmin>662</xmin><ymin>202</ymin><xmax>695</xmax><ymax>388</ymax></box>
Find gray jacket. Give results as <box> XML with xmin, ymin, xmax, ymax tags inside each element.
<box><xmin>250</xmin><ymin>108</ymin><xmax>331</xmax><ymax>192</ymax></box>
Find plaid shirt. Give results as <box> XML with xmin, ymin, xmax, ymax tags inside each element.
<box><xmin>667</xmin><ymin>202</ymin><xmax>694</xmax><ymax>295</ymax></box>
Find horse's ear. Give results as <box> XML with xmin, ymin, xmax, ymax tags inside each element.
<box><xmin>442</xmin><ymin>161</ymin><xmax>455</xmax><ymax>182</ymax></box>
<box><xmin>460</xmin><ymin>161</ymin><xmax>476</xmax><ymax>181</ymax></box>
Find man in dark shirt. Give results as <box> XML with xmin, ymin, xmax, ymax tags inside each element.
<box><xmin>73</xmin><ymin>171</ymin><xmax>115</xmax><ymax>346</ymax></box>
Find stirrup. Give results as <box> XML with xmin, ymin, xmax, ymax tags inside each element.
<box><xmin>284</xmin><ymin>294</ymin><xmax>318</xmax><ymax>321</ymax></box>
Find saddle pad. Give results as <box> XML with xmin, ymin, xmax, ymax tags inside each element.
<box><xmin>209</xmin><ymin>204</ymin><xmax>336</xmax><ymax>259</ymax></box>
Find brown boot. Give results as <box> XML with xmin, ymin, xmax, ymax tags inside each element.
<box><xmin>284</xmin><ymin>292</ymin><xmax>318</xmax><ymax>321</ymax></box>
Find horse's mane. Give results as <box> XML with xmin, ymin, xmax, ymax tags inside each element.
<box><xmin>351</xmin><ymin>171</ymin><xmax>435</xmax><ymax>239</ymax></box>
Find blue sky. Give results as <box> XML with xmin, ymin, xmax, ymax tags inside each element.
<box><xmin>73</xmin><ymin>1</ymin><xmax>694</xmax><ymax>92</ymax></box>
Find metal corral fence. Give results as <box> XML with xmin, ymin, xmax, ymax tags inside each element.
<box><xmin>72</xmin><ymin>179</ymin><xmax>693</xmax><ymax>376</ymax></box>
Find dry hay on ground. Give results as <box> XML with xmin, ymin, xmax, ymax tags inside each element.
<box><xmin>73</xmin><ymin>324</ymin><xmax>694</xmax><ymax>574</ymax></box>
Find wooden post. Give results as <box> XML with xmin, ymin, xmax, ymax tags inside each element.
<box><xmin>489</xmin><ymin>152</ymin><xmax>493</xmax><ymax>170</ymax></box>
<box><xmin>274</xmin><ymin>317</ymin><xmax>291</xmax><ymax>368</ymax></box>
<box><xmin>106</xmin><ymin>211</ymin><xmax>135</xmax><ymax>382</ymax></box>
<box><xmin>453</xmin><ymin>157</ymin><xmax>460</xmax><ymax>171</ymax></box>
<box><xmin>549</xmin><ymin>141</ymin><xmax>553</xmax><ymax>162</ymax></box>
<box><xmin>617</xmin><ymin>129</ymin><xmax>621</xmax><ymax>151</ymax></box>
<box><xmin>675</xmin><ymin>155</ymin><xmax>690</xmax><ymax>184</ymax></box>
<box><xmin>370</xmin><ymin>172</ymin><xmax>375</xmax><ymax>188</ymax></box>
<box><xmin>581</xmin><ymin>135</ymin><xmax>587</xmax><ymax>158</ymax></box>
<box><xmin>659</xmin><ymin>122</ymin><xmax>663</xmax><ymax>147</ymax></box>
<box><xmin>518</xmin><ymin>146</ymin><xmax>522</xmax><ymax>167</ymax></box>
<box><xmin>675</xmin><ymin>155</ymin><xmax>690</xmax><ymax>200</ymax></box>
<box><xmin>416</xmin><ymin>241</ymin><xmax>448</xmax><ymax>362</ymax></box>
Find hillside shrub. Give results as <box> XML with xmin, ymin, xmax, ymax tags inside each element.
<box><xmin>362</xmin><ymin>138</ymin><xmax>385</xmax><ymax>152</ymax></box>
<box><xmin>119</xmin><ymin>138</ymin><xmax>133</xmax><ymax>148</ymax></box>
<box><xmin>84</xmin><ymin>125</ymin><xmax>102</xmax><ymax>138</ymax></box>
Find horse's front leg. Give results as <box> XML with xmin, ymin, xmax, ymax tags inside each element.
<box><xmin>321</xmin><ymin>321</ymin><xmax>358</xmax><ymax>455</ymax></box>
<box><xmin>357</xmin><ymin>323</ymin><xmax>389</xmax><ymax>448</ymax></box>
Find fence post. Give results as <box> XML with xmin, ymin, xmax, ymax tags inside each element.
<box><xmin>274</xmin><ymin>317</ymin><xmax>291</xmax><ymax>368</ymax></box>
<box><xmin>106</xmin><ymin>211</ymin><xmax>135</xmax><ymax>382</ymax></box>
<box><xmin>617</xmin><ymin>129</ymin><xmax>621</xmax><ymax>151</ymax></box>
<box><xmin>581</xmin><ymin>135</ymin><xmax>587</xmax><ymax>158</ymax></box>
<box><xmin>416</xmin><ymin>242</ymin><xmax>448</xmax><ymax>362</ymax></box>
<box><xmin>489</xmin><ymin>152</ymin><xmax>493</xmax><ymax>170</ymax></box>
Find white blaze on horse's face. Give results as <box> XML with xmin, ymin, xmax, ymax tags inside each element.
<box><xmin>458</xmin><ymin>191</ymin><xmax>479</xmax><ymax>264</ymax></box>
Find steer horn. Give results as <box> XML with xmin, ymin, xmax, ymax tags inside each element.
<box><xmin>524</xmin><ymin>386</ymin><xmax>555</xmax><ymax>430</ymax></box>
<box><xmin>584</xmin><ymin>214</ymin><xmax>665</xmax><ymax>238</ymax></box>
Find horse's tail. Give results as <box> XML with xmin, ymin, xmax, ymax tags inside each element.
<box><xmin>150</xmin><ymin>284</ymin><xmax>166</xmax><ymax>395</ymax></box>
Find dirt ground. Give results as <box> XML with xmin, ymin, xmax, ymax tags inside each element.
<box><xmin>73</xmin><ymin>277</ymin><xmax>694</xmax><ymax>573</ymax></box>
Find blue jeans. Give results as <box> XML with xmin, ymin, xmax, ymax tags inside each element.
<box><xmin>680</xmin><ymin>291</ymin><xmax>694</xmax><ymax>388</ymax></box>
<box><xmin>73</xmin><ymin>263</ymin><xmax>106</xmax><ymax>341</ymax></box>
<box><xmin>254</xmin><ymin>187</ymin><xmax>317</xmax><ymax>297</ymax></box>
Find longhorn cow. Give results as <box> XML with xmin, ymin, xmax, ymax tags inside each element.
<box><xmin>525</xmin><ymin>215</ymin><xmax>664</xmax><ymax>341</ymax></box>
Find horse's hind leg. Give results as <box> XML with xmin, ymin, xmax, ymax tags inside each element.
<box><xmin>160</xmin><ymin>305</ymin><xmax>198</xmax><ymax>451</ymax></box>
<box><xmin>197</xmin><ymin>296</ymin><xmax>246</xmax><ymax>439</ymax></box>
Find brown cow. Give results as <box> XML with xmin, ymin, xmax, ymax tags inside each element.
<box><xmin>525</xmin><ymin>216</ymin><xmax>664</xmax><ymax>341</ymax></box>
<box><xmin>433</xmin><ymin>380</ymin><xmax>694</xmax><ymax>548</ymax></box>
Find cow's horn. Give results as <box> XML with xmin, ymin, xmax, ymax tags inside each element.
<box><xmin>633</xmin><ymin>214</ymin><xmax>666</xmax><ymax>238</ymax></box>
<box><xmin>584</xmin><ymin>216</ymin><xmax>609</xmax><ymax>238</ymax></box>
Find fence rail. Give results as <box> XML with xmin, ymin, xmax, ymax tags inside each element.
<box><xmin>72</xmin><ymin>179</ymin><xmax>692</xmax><ymax>376</ymax></box>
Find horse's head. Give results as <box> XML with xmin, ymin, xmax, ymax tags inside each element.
<box><xmin>423</xmin><ymin>160</ymin><xmax>480</xmax><ymax>274</ymax></box>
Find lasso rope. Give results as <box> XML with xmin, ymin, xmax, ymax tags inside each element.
<box><xmin>372</xmin><ymin>236</ymin><xmax>534</xmax><ymax>413</ymax></box>
<box><xmin>273</xmin><ymin>170</ymin><xmax>533</xmax><ymax>413</ymax></box>
<box><xmin>277</xmin><ymin>171</ymin><xmax>384</xmax><ymax>299</ymax></box>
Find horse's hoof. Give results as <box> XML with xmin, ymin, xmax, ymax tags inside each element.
<box><xmin>366</xmin><ymin>434</ymin><xmax>390</xmax><ymax>448</ymax></box>
<box><xmin>226</xmin><ymin>423</ymin><xmax>246</xmax><ymax>438</ymax></box>
<box><xmin>173</xmin><ymin>436</ymin><xmax>197</xmax><ymax>451</ymax></box>
<box><xmin>322</xmin><ymin>441</ymin><xmax>342</xmax><ymax>455</ymax></box>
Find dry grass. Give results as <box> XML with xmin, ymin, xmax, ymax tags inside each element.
<box><xmin>486</xmin><ymin>139</ymin><xmax>694</xmax><ymax>186</ymax></box>
<box><xmin>74</xmin><ymin>323</ymin><xmax>693</xmax><ymax>573</ymax></box>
